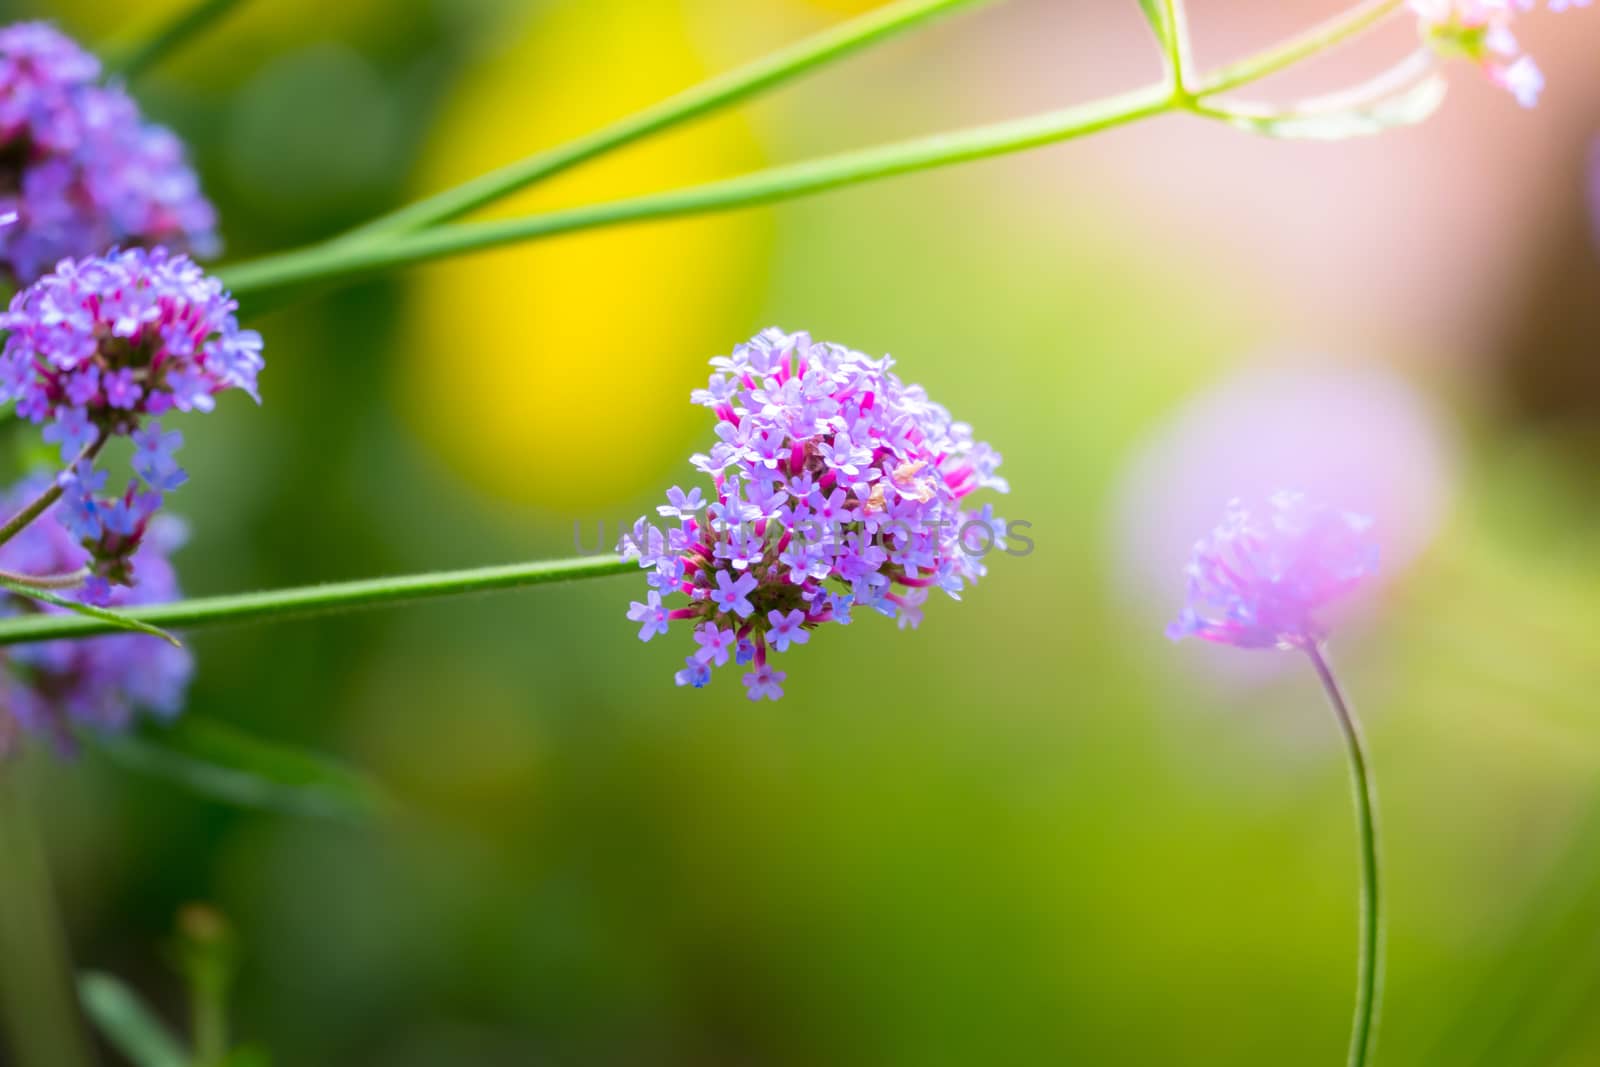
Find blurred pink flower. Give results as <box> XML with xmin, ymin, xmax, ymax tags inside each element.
<box><xmin>1168</xmin><ymin>492</ymin><xmax>1380</xmax><ymax>650</ymax></box>
<box><xmin>1112</xmin><ymin>359</ymin><xmax>1457</xmax><ymax>658</ymax></box>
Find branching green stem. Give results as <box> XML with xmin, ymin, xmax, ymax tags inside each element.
<box><xmin>339</xmin><ymin>0</ymin><xmax>997</xmax><ymax>241</ymax></box>
<box><xmin>1161</xmin><ymin>0</ymin><xmax>1195</xmax><ymax>99</ymax></box>
<box><xmin>1306</xmin><ymin>643</ymin><xmax>1383</xmax><ymax>1067</ymax></box>
<box><xmin>216</xmin><ymin>0</ymin><xmax>1415</xmax><ymax>300</ymax></box>
<box><xmin>0</xmin><ymin>556</ymin><xmax>634</xmax><ymax>646</ymax></box>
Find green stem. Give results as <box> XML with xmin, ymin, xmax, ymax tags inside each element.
<box><xmin>219</xmin><ymin>84</ymin><xmax>1174</xmax><ymax>298</ymax></box>
<box><xmin>1194</xmin><ymin>0</ymin><xmax>1409</xmax><ymax>97</ymax></box>
<box><xmin>0</xmin><ymin>436</ymin><xmax>106</xmax><ymax>552</ymax></box>
<box><xmin>216</xmin><ymin>0</ymin><xmax>1417</xmax><ymax>301</ymax></box>
<box><xmin>1306</xmin><ymin>644</ymin><xmax>1383</xmax><ymax>1067</ymax></box>
<box><xmin>339</xmin><ymin>0</ymin><xmax>996</xmax><ymax>241</ymax></box>
<box><xmin>1161</xmin><ymin>0</ymin><xmax>1195</xmax><ymax>98</ymax></box>
<box><xmin>0</xmin><ymin>555</ymin><xmax>634</xmax><ymax>646</ymax></box>
<box><xmin>107</xmin><ymin>0</ymin><xmax>256</xmax><ymax>81</ymax></box>
<box><xmin>0</xmin><ymin>763</ymin><xmax>98</xmax><ymax>1067</ymax></box>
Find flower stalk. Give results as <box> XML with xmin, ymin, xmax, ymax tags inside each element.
<box><xmin>219</xmin><ymin>84</ymin><xmax>1172</xmax><ymax>298</ymax></box>
<box><xmin>1307</xmin><ymin>643</ymin><xmax>1383</xmax><ymax>1067</ymax></box>
<box><xmin>336</xmin><ymin>0</ymin><xmax>998</xmax><ymax>241</ymax></box>
<box><xmin>0</xmin><ymin>555</ymin><xmax>634</xmax><ymax>646</ymax></box>
<box><xmin>0</xmin><ymin>436</ymin><xmax>106</xmax><ymax>552</ymax></box>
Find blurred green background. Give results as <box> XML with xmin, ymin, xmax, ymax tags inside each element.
<box><xmin>4</xmin><ymin>0</ymin><xmax>1600</xmax><ymax>1063</ymax></box>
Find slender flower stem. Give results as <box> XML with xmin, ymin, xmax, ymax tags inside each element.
<box><xmin>1194</xmin><ymin>0</ymin><xmax>1409</xmax><ymax>97</ymax></box>
<box><xmin>0</xmin><ymin>555</ymin><xmax>634</xmax><ymax>646</ymax></box>
<box><xmin>107</xmin><ymin>0</ymin><xmax>257</xmax><ymax>80</ymax></box>
<box><xmin>338</xmin><ymin>0</ymin><xmax>997</xmax><ymax>242</ymax></box>
<box><xmin>0</xmin><ymin>568</ymin><xmax>88</xmax><ymax>591</ymax></box>
<box><xmin>219</xmin><ymin>84</ymin><xmax>1173</xmax><ymax>298</ymax></box>
<box><xmin>0</xmin><ymin>436</ymin><xmax>106</xmax><ymax>552</ymax></box>
<box><xmin>1161</xmin><ymin>0</ymin><xmax>1195</xmax><ymax>98</ymax></box>
<box><xmin>0</xmin><ymin>763</ymin><xmax>97</xmax><ymax>1067</ymax></box>
<box><xmin>1306</xmin><ymin>643</ymin><xmax>1383</xmax><ymax>1067</ymax></box>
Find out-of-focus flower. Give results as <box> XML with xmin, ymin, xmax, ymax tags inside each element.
<box><xmin>1167</xmin><ymin>492</ymin><xmax>1379</xmax><ymax>651</ymax></box>
<box><xmin>1410</xmin><ymin>0</ymin><xmax>1590</xmax><ymax>107</ymax></box>
<box><xmin>1111</xmin><ymin>360</ymin><xmax>1456</xmax><ymax>679</ymax></box>
<box><xmin>622</xmin><ymin>328</ymin><xmax>1008</xmax><ymax>701</ymax></box>
<box><xmin>0</xmin><ymin>22</ymin><xmax>218</xmax><ymax>284</ymax></box>
<box><xmin>0</xmin><ymin>478</ymin><xmax>192</xmax><ymax>751</ymax></box>
<box><xmin>0</xmin><ymin>248</ymin><xmax>263</xmax><ymax>594</ymax></box>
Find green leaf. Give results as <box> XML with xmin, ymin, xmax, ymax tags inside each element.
<box><xmin>218</xmin><ymin>1046</ymin><xmax>273</xmax><ymax>1067</ymax></box>
<box><xmin>1220</xmin><ymin>59</ymin><xmax>1448</xmax><ymax>141</ymax></box>
<box><xmin>78</xmin><ymin>972</ymin><xmax>189</xmax><ymax>1067</ymax></box>
<box><xmin>1136</xmin><ymin>0</ymin><xmax>1169</xmax><ymax>44</ymax></box>
<box><xmin>0</xmin><ymin>575</ymin><xmax>181</xmax><ymax>646</ymax></box>
<box><xmin>97</xmin><ymin>715</ymin><xmax>392</xmax><ymax>823</ymax></box>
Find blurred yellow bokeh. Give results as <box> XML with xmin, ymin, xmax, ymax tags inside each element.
<box><xmin>400</xmin><ymin>1</ymin><xmax>771</xmax><ymax>511</ymax></box>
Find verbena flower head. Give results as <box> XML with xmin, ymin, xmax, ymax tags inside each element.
<box><xmin>0</xmin><ymin>477</ymin><xmax>191</xmax><ymax>752</ymax></box>
<box><xmin>622</xmin><ymin>328</ymin><xmax>1008</xmax><ymax>701</ymax></box>
<box><xmin>1167</xmin><ymin>492</ymin><xmax>1379</xmax><ymax>651</ymax></box>
<box><xmin>0</xmin><ymin>22</ymin><xmax>218</xmax><ymax>284</ymax></box>
<box><xmin>0</xmin><ymin>248</ymin><xmax>263</xmax><ymax>597</ymax></box>
<box><xmin>1410</xmin><ymin>0</ymin><xmax>1591</xmax><ymax>107</ymax></box>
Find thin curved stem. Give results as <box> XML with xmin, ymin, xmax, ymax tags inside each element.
<box><xmin>338</xmin><ymin>0</ymin><xmax>996</xmax><ymax>241</ymax></box>
<box><xmin>0</xmin><ymin>765</ymin><xmax>98</xmax><ymax>1067</ymax></box>
<box><xmin>108</xmin><ymin>0</ymin><xmax>256</xmax><ymax>81</ymax></box>
<box><xmin>0</xmin><ymin>435</ymin><xmax>106</xmax><ymax>552</ymax></box>
<box><xmin>0</xmin><ymin>555</ymin><xmax>634</xmax><ymax>646</ymax></box>
<box><xmin>1195</xmin><ymin>0</ymin><xmax>1409</xmax><ymax>97</ymax></box>
<box><xmin>219</xmin><ymin>84</ymin><xmax>1174</xmax><ymax>298</ymax></box>
<box><xmin>0</xmin><ymin>568</ymin><xmax>88</xmax><ymax>592</ymax></box>
<box><xmin>1306</xmin><ymin>643</ymin><xmax>1383</xmax><ymax>1067</ymax></box>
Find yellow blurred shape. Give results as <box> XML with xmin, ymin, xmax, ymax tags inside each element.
<box><xmin>793</xmin><ymin>0</ymin><xmax>892</xmax><ymax>13</ymax></box>
<box><xmin>401</xmin><ymin>1</ymin><xmax>770</xmax><ymax>510</ymax></box>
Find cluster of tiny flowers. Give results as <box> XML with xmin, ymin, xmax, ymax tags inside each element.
<box><xmin>1410</xmin><ymin>0</ymin><xmax>1591</xmax><ymax>107</ymax></box>
<box><xmin>0</xmin><ymin>22</ymin><xmax>218</xmax><ymax>284</ymax></box>
<box><xmin>622</xmin><ymin>328</ymin><xmax>1007</xmax><ymax>701</ymax></box>
<box><xmin>1167</xmin><ymin>492</ymin><xmax>1380</xmax><ymax>651</ymax></box>
<box><xmin>0</xmin><ymin>477</ymin><xmax>191</xmax><ymax>753</ymax></box>
<box><xmin>0</xmin><ymin>247</ymin><xmax>263</xmax><ymax>600</ymax></box>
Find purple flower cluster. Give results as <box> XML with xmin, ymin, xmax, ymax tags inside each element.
<box><xmin>0</xmin><ymin>477</ymin><xmax>191</xmax><ymax>751</ymax></box>
<box><xmin>0</xmin><ymin>22</ymin><xmax>217</xmax><ymax>284</ymax></box>
<box><xmin>1167</xmin><ymin>492</ymin><xmax>1380</xmax><ymax>651</ymax></box>
<box><xmin>0</xmin><ymin>247</ymin><xmax>263</xmax><ymax>599</ymax></box>
<box><xmin>622</xmin><ymin>328</ymin><xmax>1008</xmax><ymax>701</ymax></box>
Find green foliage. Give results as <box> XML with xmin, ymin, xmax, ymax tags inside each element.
<box><xmin>97</xmin><ymin>716</ymin><xmax>391</xmax><ymax>822</ymax></box>
<box><xmin>0</xmin><ymin>576</ymin><xmax>180</xmax><ymax>646</ymax></box>
<box><xmin>78</xmin><ymin>972</ymin><xmax>188</xmax><ymax>1067</ymax></box>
